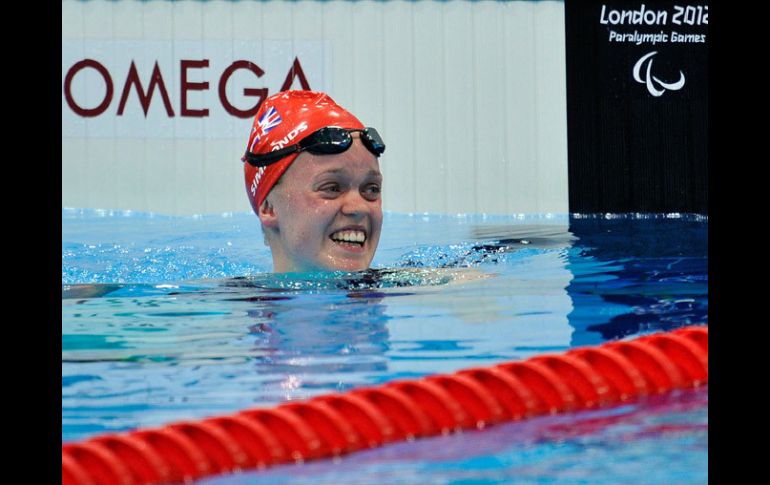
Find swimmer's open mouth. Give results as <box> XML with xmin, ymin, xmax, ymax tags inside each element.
<box><xmin>330</xmin><ymin>229</ymin><xmax>366</xmax><ymax>247</ymax></box>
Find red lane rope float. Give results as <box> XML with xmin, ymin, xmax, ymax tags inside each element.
<box><xmin>62</xmin><ymin>325</ymin><xmax>708</xmax><ymax>485</ymax></box>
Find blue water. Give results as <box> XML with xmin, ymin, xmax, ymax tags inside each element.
<box><xmin>199</xmin><ymin>388</ymin><xmax>707</xmax><ymax>485</ymax></box>
<box><xmin>62</xmin><ymin>209</ymin><xmax>708</xmax><ymax>484</ymax></box>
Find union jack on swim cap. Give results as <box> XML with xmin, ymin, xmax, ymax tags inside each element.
<box><xmin>242</xmin><ymin>90</ymin><xmax>365</xmax><ymax>215</ymax></box>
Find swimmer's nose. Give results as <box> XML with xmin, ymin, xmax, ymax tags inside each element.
<box><xmin>340</xmin><ymin>189</ymin><xmax>370</xmax><ymax>217</ymax></box>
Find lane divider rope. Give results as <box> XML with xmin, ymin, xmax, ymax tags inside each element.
<box><xmin>62</xmin><ymin>325</ymin><xmax>708</xmax><ymax>485</ymax></box>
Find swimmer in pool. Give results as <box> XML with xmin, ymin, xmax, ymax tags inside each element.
<box><xmin>62</xmin><ymin>91</ymin><xmax>488</xmax><ymax>299</ymax></box>
<box><xmin>241</xmin><ymin>90</ymin><xmax>490</xmax><ymax>285</ymax></box>
<box><xmin>242</xmin><ymin>90</ymin><xmax>384</xmax><ymax>273</ymax></box>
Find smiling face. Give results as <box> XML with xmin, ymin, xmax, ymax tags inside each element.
<box><xmin>258</xmin><ymin>134</ymin><xmax>383</xmax><ymax>273</ymax></box>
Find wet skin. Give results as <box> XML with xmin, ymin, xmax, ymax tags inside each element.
<box><xmin>259</xmin><ymin>133</ymin><xmax>383</xmax><ymax>273</ymax></box>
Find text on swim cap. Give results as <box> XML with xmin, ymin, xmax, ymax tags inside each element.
<box><xmin>251</xmin><ymin>166</ymin><xmax>266</xmax><ymax>197</ymax></box>
<box><xmin>270</xmin><ymin>121</ymin><xmax>308</xmax><ymax>151</ymax></box>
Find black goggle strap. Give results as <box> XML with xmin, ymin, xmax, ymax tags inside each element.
<box><xmin>243</xmin><ymin>144</ymin><xmax>300</xmax><ymax>168</ymax></box>
<box><xmin>242</xmin><ymin>127</ymin><xmax>348</xmax><ymax>168</ymax></box>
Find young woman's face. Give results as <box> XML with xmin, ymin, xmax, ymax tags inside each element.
<box><xmin>261</xmin><ymin>134</ymin><xmax>383</xmax><ymax>273</ymax></box>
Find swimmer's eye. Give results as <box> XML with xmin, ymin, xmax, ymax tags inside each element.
<box><xmin>362</xmin><ymin>184</ymin><xmax>381</xmax><ymax>201</ymax></box>
<box><xmin>318</xmin><ymin>183</ymin><xmax>342</xmax><ymax>194</ymax></box>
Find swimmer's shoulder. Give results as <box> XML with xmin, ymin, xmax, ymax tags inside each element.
<box><xmin>373</xmin><ymin>266</ymin><xmax>495</xmax><ymax>286</ymax></box>
<box><xmin>195</xmin><ymin>268</ymin><xmax>494</xmax><ymax>291</ymax></box>
<box><xmin>436</xmin><ymin>266</ymin><xmax>495</xmax><ymax>284</ymax></box>
<box><xmin>62</xmin><ymin>283</ymin><xmax>124</xmax><ymax>299</ymax></box>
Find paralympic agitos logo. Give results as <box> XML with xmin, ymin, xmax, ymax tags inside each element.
<box><xmin>632</xmin><ymin>51</ymin><xmax>685</xmax><ymax>97</ymax></box>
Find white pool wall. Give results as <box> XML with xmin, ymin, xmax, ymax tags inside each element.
<box><xmin>62</xmin><ymin>0</ymin><xmax>568</xmax><ymax>217</ymax></box>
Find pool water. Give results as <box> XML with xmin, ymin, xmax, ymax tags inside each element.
<box><xmin>62</xmin><ymin>209</ymin><xmax>707</xmax><ymax>483</ymax></box>
<box><xmin>199</xmin><ymin>387</ymin><xmax>707</xmax><ymax>485</ymax></box>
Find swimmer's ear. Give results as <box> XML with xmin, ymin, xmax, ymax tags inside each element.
<box><xmin>257</xmin><ymin>198</ymin><xmax>279</xmax><ymax>229</ymax></box>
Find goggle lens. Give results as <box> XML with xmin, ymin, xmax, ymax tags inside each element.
<box><xmin>244</xmin><ymin>127</ymin><xmax>385</xmax><ymax>167</ymax></box>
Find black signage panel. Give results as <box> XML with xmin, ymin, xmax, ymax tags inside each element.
<box><xmin>565</xmin><ymin>1</ymin><xmax>708</xmax><ymax>213</ymax></box>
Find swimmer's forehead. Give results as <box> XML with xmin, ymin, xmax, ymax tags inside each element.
<box><xmin>313</xmin><ymin>167</ymin><xmax>383</xmax><ymax>179</ymax></box>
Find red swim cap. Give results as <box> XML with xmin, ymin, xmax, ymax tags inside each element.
<box><xmin>243</xmin><ymin>90</ymin><xmax>365</xmax><ymax>215</ymax></box>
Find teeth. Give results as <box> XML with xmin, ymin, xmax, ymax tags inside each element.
<box><xmin>331</xmin><ymin>230</ymin><xmax>366</xmax><ymax>244</ymax></box>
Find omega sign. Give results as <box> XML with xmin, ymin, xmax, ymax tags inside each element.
<box><xmin>64</xmin><ymin>57</ymin><xmax>310</xmax><ymax>119</ymax></box>
<box><xmin>62</xmin><ymin>40</ymin><xmax>329</xmax><ymax>138</ymax></box>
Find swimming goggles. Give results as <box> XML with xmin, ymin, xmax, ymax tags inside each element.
<box><xmin>243</xmin><ymin>126</ymin><xmax>386</xmax><ymax>168</ymax></box>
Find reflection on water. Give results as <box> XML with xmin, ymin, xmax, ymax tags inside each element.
<box><xmin>245</xmin><ymin>290</ymin><xmax>391</xmax><ymax>382</ymax></box>
<box><xmin>198</xmin><ymin>386</ymin><xmax>708</xmax><ymax>485</ymax></box>
<box><xmin>62</xmin><ymin>251</ymin><xmax>576</xmax><ymax>440</ymax></box>
<box><xmin>62</xmin><ymin>283</ymin><xmax>395</xmax><ymax>439</ymax></box>
<box><xmin>565</xmin><ymin>216</ymin><xmax>707</xmax><ymax>346</ymax></box>
<box><xmin>62</xmin><ymin>210</ymin><xmax>707</xmax><ymax>465</ymax></box>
